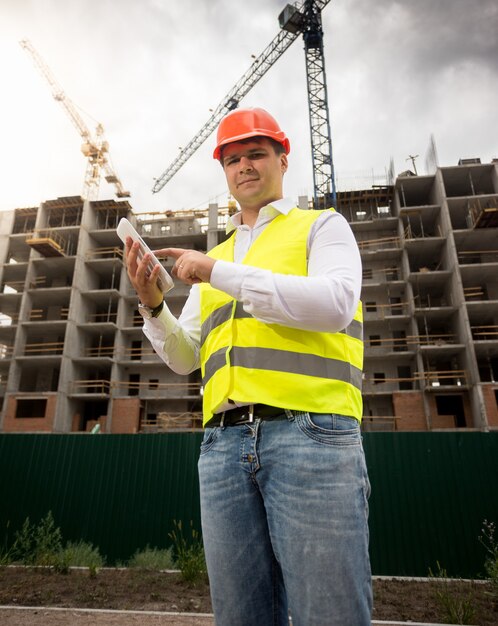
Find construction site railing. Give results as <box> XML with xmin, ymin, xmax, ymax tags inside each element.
<box><xmin>362</xmin><ymin>369</ymin><xmax>467</xmax><ymax>391</ymax></box>
<box><xmin>0</xmin><ymin>344</ymin><xmax>14</xmax><ymax>359</ymax></box>
<box><xmin>362</xmin><ymin>266</ymin><xmax>401</xmax><ymax>281</ymax></box>
<box><xmin>120</xmin><ymin>346</ymin><xmax>158</xmax><ymax>360</ymax></box>
<box><xmin>84</xmin><ymin>346</ymin><xmax>163</xmax><ymax>360</ymax></box>
<box><xmin>413</xmin><ymin>294</ymin><xmax>450</xmax><ymax>308</ymax></box>
<box><xmin>29</xmin><ymin>307</ymin><xmax>69</xmax><ymax>321</ymax></box>
<box><xmin>463</xmin><ymin>286</ymin><xmax>487</xmax><ymax>301</ymax></box>
<box><xmin>22</xmin><ymin>341</ymin><xmax>65</xmax><ymax>356</ymax></box>
<box><xmin>70</xmin><ymin>380</ymin><xmax>111</xmax><ymax>394</ymax></box>
<box><xmin>361</xmin><ymin>416</ymin><xmax>398</xmax><ymax>431</ymax></box>
<box><xmin>362</xmin><ymin>377</ymin><xmax>420</xmax><ymax>393</ymax></box>
<box><xmin>112</xmin><ymin>381</ymin><xmax>201</xmax><ymax>397</ymax></box>
<box><xmin>141</xmin><ymin>412</ymin><xmax>204</xmax><ymax>432</ymax></box>
<box><xmin>26</xmin><ymin>229</ymin><xmax>71</xmax><ymax>255</ymax></box>
<box><xmin>466</xmin><ymin>200</ymin><xmax>498</xmax><ymax>229</ymax></box>
<box><xmin>85</xmin><ymin>346</ymin><xmax>115</xmax><ymax>357</ymax></box>
<box><xmin>28</xmin><ymin>276</ymin><xmax>73</xmax><ymax>289</ymax></box>
<box><xmin>403</xmin><ymin>224</ymin><xmax>443</xmax><ymax>240</ymax></box>
<box><xmin>367</xmin><ymin>333</ymin><xmax>459</xmax><ymax>350</ymax></box>
<box><xmin>417</xmin><ymin>369</ymin><xmax>467</xmax><ymax>386</ymax></box>
<box><xmin>471</xmin><ymin>325</ymin><xmax>498</xmax><ymax>340</ymax></box>
<box><xmin>86</xmin><ymin>312</ymin><xmax>118</xmax><ymax>324</ymax></box>
<box><xmin>364</xmin><ymin>301</ymin><xmax>411</xmax><ymax>318</ymax></box>
<box><xmin>85</xmin><ymin>247</ymin><xmax>123</xmax><ymax>260</ymax></box>
<box><xmin>357</xmin><ymin>236</ymin><xmax>400</xmax><ymax>252</ymax></box>
<box><xmin>69</xmin><ymin>380</ymin><xmax>202</xmax><ymax>396</ymax></box>
<box><xmin>458</xmin><ymin>249</ymin><xmax>498</xmax><ymax>264</ymax></box>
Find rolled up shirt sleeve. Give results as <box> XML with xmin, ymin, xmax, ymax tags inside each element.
<box><xmin>209</xmin><ymin>211</ymin><xmax>361</xmax><ymax>333</ymax></box>
<box><xmin>142</xmin><ymin>285</ymin><xmax>201</xmax><ymax>374</ymax></box>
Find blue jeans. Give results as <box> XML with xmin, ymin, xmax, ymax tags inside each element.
<box><xmin>198</xmin><ymin>411</ymin><xmax>372</xmax><ymax>626</ymax></box>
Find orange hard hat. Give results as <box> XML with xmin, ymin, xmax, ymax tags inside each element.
<box><xmin>213</xmin><ymin>107</ymin><xmax>290</xmax><ymax>160</ymax></box>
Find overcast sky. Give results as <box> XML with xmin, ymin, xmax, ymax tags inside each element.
<box><xmin>1</xmin><ymin>0</ymin><xmax>497</xmax><ymax>214</ymax></box>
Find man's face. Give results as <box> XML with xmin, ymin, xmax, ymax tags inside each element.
<box><xmin>221</xmin><ymin>138</ymin><xmax>288</xmax><ymax>211</ymax></box>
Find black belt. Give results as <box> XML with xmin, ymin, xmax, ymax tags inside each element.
<box><xmin>206</xmin><ymin>404</ymin><xmax>286</xmax><ymax>427</ymax></box>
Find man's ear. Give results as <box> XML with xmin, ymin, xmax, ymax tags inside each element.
<box><xmin>280</xmin><ymin>153</ymin><xmax>288</xmax><ymax>174</ymax></box>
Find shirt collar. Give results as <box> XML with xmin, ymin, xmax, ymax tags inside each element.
<box><xmin>226</xmin><ymin>198</ymin><xmax>296</xmax><ymax>233</ymax></box>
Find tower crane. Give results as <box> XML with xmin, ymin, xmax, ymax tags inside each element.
<box><xmin>152</xmin><ymin>0</ymin><xmax>335</xmax><ymax>208</ymax></box>
<box><xmin>20</xmin><ymin>39</ymin><xmax>130</xmax><ymax>201</ymax></box>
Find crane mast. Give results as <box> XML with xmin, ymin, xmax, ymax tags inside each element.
<box><xmin>301</xmin><ymin>0</ymin><xmax>336</xmax><ymax>207</ymax></box>
<box><xmin>20</xmin><ymin>39</ymin><xmax>130</xmax><ymax>201</ymax></box>
<box><xmin>152</xmin><ymin>0</ymin><xmax>335</xmax><ymax>208</ymax></box>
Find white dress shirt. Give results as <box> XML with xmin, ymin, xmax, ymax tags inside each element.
<box><xmin>143</xmin><ymin>198</ymin><xmax>362</xmax><ymax>383</ymax></box>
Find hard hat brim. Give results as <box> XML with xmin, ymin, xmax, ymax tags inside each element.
<box><xmin>213</xmin><ymin>132</ymin><xmax>290</xmax><ymax>160</ymax></box>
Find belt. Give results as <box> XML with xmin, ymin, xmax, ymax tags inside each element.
<box><xmin>206</xmin><ymin>404</ymin><xmax>286</xmax><ymax>427</ymax></box>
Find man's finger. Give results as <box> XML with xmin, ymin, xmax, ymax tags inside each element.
<box><xmin>154</xmin><ymin>247</ymin><xmax>184</xmax><ymax>259</ymax></box>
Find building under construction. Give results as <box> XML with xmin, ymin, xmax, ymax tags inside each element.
<box><xmin>0</xmin><ymin>158</ymin><xmax>497</xmax><ymax>433</ymax></box>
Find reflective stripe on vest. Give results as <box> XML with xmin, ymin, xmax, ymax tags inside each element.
<box><xmin>201</xmin><ymin>301</ymin><xmax>363</xmax><ymax>345</ymax></box>
<box><xmin>203</xmin><ymin>346</ymin><xmax>363</xmax><ymax>390</ymax></box>
<box><xmin>199</xmin><ymin>207</ymin><xmax>364</xmax><ymax>424</ymax></box>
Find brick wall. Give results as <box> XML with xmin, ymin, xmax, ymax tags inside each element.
<box><xmin>482</xmin><ymin>384</ymin><xmax>498</xmax><ymax>428</ymax></box>
<box><xmin>392</xmin><ymin>391</ymin><xmax>427</xmax><ymax>430</ymax></box>
<box><xmin>2</xmin><ymin>394</ymin><xmax>56</xmax><ymax>432</ymax></box>
<box><xmin>110</xmin><ymin>397</ymin><xmax>141</xmax><ymax>433</ymax></box>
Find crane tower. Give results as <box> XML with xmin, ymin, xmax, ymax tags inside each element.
<box><xmin>20</xmin><ymin>39</ymin><xmax>130</xmax><ymax>201</ymax></box>
<box><xmin>152</xmin><ymin>0</ymin><xmax>335</xmax><ymax>208</ymax></box>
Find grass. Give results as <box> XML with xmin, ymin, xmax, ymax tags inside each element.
<box><xmin>169</xmin><ymin>519</ymin><xmax>207</xmax><ymax>585</ymax></box>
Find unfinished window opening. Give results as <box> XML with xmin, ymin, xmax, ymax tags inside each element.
<box><xmin>16</xmin><ymin>398</ymin><xmax>47</xmax><ymax>418</ymax></box>
<box><xmin>366</xmin><ymin>301</ymin><xmax>377</xmax><ymax>313</ymax></box>
<box><xmin>393</xmin><ymin>330</ymin><xmax>407</xmax><ymax>352</ymax></box>
<box><xmin>76</xmin><ymin>399</ymin><xmax>108</xmax><ymax>432</ymax></box>
<box><xmin>149</xmin><ymin>379</ymin><xmax>159</xmax><ymax>389</ymax></box>
<box><xmin>128</xmin><ymin>373</ymin><xmax>140</xmax><ymax>396</ymax></box>
<box><xmin>435</xmin><ymin>395</ymin><xmax>466</xmax><ymax>428</ymax></box>
<box><xmin>369</xmin><ymin>335</ymin><xmax>381</xmax><ymax>346</ymax></box>
<box><xmin>397</xmin><ymin>366</ymin><xmax>412</xmax><ymax>390</ymax></box>
<box><xmin>13</xmin><ymin>210</ymin><xmax>37</xmax><ymax>234</ymax></box>
<box><xmin>362</xmin><ymin>268</ymin><xmax>373</xmax><ymax>280</ymax></box>
<box><xmin>131</xmin><ymin>341</ymin><xmax>142</xmax><ymax>360</ymax></box>
<box><xmin>386</xmin><ymin>268</ymin><xmax>399</xmax><ymax>281</ymax></box>
<box><xmin>374</xmin><ymin>372</ymin><xmax>386</xmax><ymax>384</ymax></box>
<box><xmin>390</xmin><ymin>297</ymin><xmax>402</xmax><ymax>315</ymax></box>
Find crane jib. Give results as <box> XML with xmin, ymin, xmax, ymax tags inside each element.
<box><xmin>151</xmin><ymin>0</ymin><xmax>335</xmax><ymax>207</ymax></box>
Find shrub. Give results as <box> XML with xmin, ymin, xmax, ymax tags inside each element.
<box><xmin>10</xmin><ymin>513</ymin><xmax>104</xmax><ymax>573</ymax></box>
<box><xmin>60</xmin><ymin>541</ymin><xmax>105</xmax><ymax>569</ymax></box>
<box><xmin>12</xmin><ymin>512</ymin><xmax>62</xmax><ymax>566</ymax></box>
<box><xmin>128</xmin><ymin>545</ymin><xmax>175</xmax><ymax>570</ymax></box>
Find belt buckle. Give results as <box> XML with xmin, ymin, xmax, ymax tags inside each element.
<box><xmin>248</xmin><ymin>404</ymin><xmax>254</xmax><ymax>424</ymax></box>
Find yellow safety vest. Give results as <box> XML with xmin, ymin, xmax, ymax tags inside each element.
<box><xmin>199</xmin><ymin>207</ymin><xmax>363</xmax><ymax>425</ymax></box>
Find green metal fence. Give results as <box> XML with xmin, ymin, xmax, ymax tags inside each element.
<box><xmin>1</xmin><ymin>432</ymin><xmax>497</xmax><ymax>577</ymax></box>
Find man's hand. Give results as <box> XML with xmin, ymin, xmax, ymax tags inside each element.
<box><xmin>124</xmin><ymin>238</ymin><xmax>163</xmax><ymax>308</ymax></box>
<box><xmin>155</xmin><ymin>248</ymin><xmax>216</xmax><ymax>285</ymax></box>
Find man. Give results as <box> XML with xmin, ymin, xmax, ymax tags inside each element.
<box><xmin>125</xmin><ymin>107</ymin><xmax>371</xmax><ymax>626</ymax></box>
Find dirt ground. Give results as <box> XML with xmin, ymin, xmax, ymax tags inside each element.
<box><xmin>0</xmin><ymin>567</ymin><xmax>496</xmax><ymax>625</ymax></box>
<box><xmin>0</xmin><ymin>608</ymin><xmax>214</xmax><ymax>625</ymax></box>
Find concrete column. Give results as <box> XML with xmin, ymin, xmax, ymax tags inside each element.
<box><xmin>207</xmin><ymin>202</ymin><xmax>219</xmax><ymax>252</ymax></box>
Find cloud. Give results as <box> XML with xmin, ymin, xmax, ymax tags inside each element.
<box><xmin>0</xmin><ymin>0</ymin><xmax>496</xmax><ymax>213</ymax></box>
